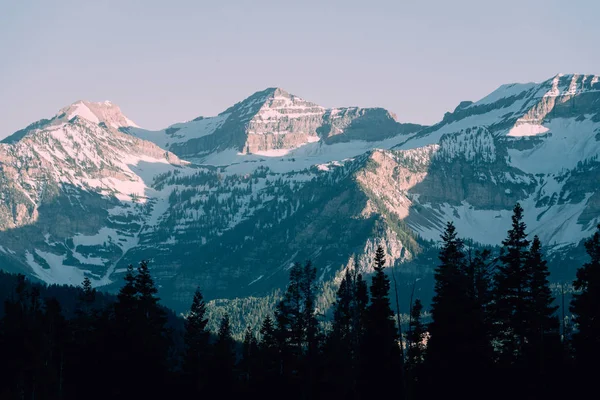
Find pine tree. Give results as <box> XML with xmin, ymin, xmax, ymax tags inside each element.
<box><xmin>570</xmin><ymin>225</ymin><xmax>600</xmax><ymax>380</ymax></box>
<box><xmin>301</xmin><ymin>261</ymin><xmax>319</xmax><ymax>358</ymax></box>
<box><xmin>426</xmin><ymin>223</ymin><xmax>494</xmax><ymax>400</ymax></box>
<box><xmin>331</xmin><ymin>269</ymin><xmax>353</xmax><ymax>344</ymax></box>
<box><xmin>406</xmin><ymin>299</ymin><xmax>425</xmax><ymax>368</ymax></box>
<box><xmin>182</xmin><ymin>287</ymin><xmax>210</xmax><ymax>395</ymax></box>
<box><xmin>257</xmin><ymin>316</ymin><xmax>280</xmax><ymax>399</ymax></box>
<box><xmin>527</xmin><ymin>236</ymin><xmax>560</xmax><ymax>359</ymax></box>
<box><xmin>361</xmin><ymin>245</ymin><xmax>402</xmax><ymax>399</ymax></box>
<box><xmin>325</xmin><ymin>269</ymin><xmax>355</xmax><ymax>398</ymax></box>
<box><xmin>493</xmin><ymin>203</ymin><xmax>532</xmax><ymax>363</ymax></box>
<box><xmin>406</xmin><ymin>298</ymin><xmax>426</xmax><ymax>399</ymax></box>
<box><xmin>211</xmin><ymin>314</ymin><xmax>237</xmax><ymax>396</ymax></box>
<box><xmin>114</xmin><ymin>264</ymin><xmax>138</xmax><ymax>328</ymax></box>
<box><xmin>68</xmin><ymin>277</ymin><xmax>101</xmax><ymax>400</ymax></box>
<box><xmin>240</xmin><ymin>325</ymin><xmax>258</xmax><ymax>391</ymax></box>
<box><xmin>275</xmin><ymin>261</ymin><xmax>304</xmax><ymax>363</ymax></box>
<box><xmin>427</xmin><ymin>222</ymin><xmax>469</xmax><ymax>366</ymax></box>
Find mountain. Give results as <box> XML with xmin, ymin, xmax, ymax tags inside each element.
<box><xmin>128</xmin><ymin>87</ymin><xmax>424</xmax><ymax>160</ymax></box>
<box><xmin>0</xmin><ymin>76</ymin><xmax>598</xmax><ymax>322</ymax></box>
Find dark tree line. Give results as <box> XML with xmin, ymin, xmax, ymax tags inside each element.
<box><xmin>0</xmin><ymin>203</ymin><xmax>599</xmax><ymax>399</ymax></box>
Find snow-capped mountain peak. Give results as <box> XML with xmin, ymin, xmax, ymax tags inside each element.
<box><xmin>130</xmin><ymin>87</ymin><xmax>423</xmax><ymax>160</ymax></box>
<box><xmin>58</xmin><ymin>100</ymin><xmax>139</xmax><ymax>130</ymax></box>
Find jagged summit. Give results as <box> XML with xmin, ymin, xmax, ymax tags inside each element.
<box><xmin>130</xmin><ymin>87</ymin><xmax>423</xmax><ymax>158</ymax></box>
<box><xmin>2</xmin><ymin>100</ymin><xmax>139</xmax><ymax>144</ymax></box>
<box><xmin>58</xmin><ymin>100</ymin><xmax>139</xmax><ymax>129</ymax></box>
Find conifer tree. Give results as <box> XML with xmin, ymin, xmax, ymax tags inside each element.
<box><xmin>241</xmin><ymin>325</ymin><xmax>258</xmax><ymax>386</ymax></box>
<box><xmin>570</xmin><ymin>225</ymin><xmax>600</xmax><ymax>379</ymax></box>
<box><xmin>361</xmin><ymin>245</ymin><xmax>402</xmax><ymax>399</ymax></box>
<box><xmin>426</xmin><ymin>223</ymin><xmax>494</xmax><ymax>399</ymax></box>
<box><xmin>427</xmin><ymin>222</ymin><xmax>469</xmax><ymax>366</ymax></box>
<box><xmin>406</xmin><ymin>298</ymin><xmax>426</xmax><ymax>369</ymax></box>
<box><xmin>275</xmin><ymin>261</ymin><xmax>304</xmax><ymax>363</ymax></box>
<box><xmin>493</xmin><ymin>203</ymin><xmax>532</xmax><ymax>362</ymax></box>
<box><xmin>256</xmin><ymin>316</ymin><xmax>280</xmax><ymax>399</ymax></box>
<box><xmin>301</xmin><ymin>261</ymin><xmax>319</xmax><ymax>357</ymax></box>
<box><xmin>182</xmin><ymin>287</ymin><xmax>210</xmax><ymax>395</ymax></box>
<box><xmin>527</xmin><ymin>236</ymin><xmax>560</xmax><ymax>361</ymax></box>
<box><xmin>69</xmin><ymin>277</ymin><xmax>100</xmax><ymax>400</ymax></box>
<box><xmin>325</xmin><ymin>269</ymin><xmax>355</xmax><ymax>397</ymax></box>
<box><xmin>114</xmin><ymin>264</ymin><xmax>138</xmax><ymax>328</ymax></box>
<box><xmin>406</xmin><ymin>298</ymin><xmax>426</xmax><ymax>399</ymax></box>
<box><xmin>211</xmin><ymin>314</ymin><xmax>237</xmax><ymax>396</ymax></box>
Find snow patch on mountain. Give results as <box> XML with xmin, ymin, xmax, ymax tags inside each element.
<box><xmin>508</xmin><ymin>123</ymin><xmax>549</xmax><ymax>137</ymax></box>
<box><xmin>507</xmin><ymin>117</ymin><xmax>600</xmax><ymax>174</ymax></box>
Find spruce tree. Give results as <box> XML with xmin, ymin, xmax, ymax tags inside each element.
<box><xmin>275</xmin><ymin>261</ymin><xmax>304</xmax><ymax>362</ymax></box>
<box><xmin>406</xmin><ymin>299</ymin><xmax>425</xmax><ymax>369</ymax></box>
<box><xmin>182</xmin><ymin>287</ymin><xmax>210</xmax><ymax>395</ymax></box>
<box><xmin>361</xmin><ymin>245</ymin><xmax>402</xmax><ymax>399</ymax></box>
<box><xmin>241</xmin><ymin>326</ymin><xmax>258</xmax><ymax>387</ymax></box>
<box><xmin>493</xmin><ymin>203</ymin><xmax>532</xmax><ymax>363</ymax></box>
<box><xmin>406</xmin><ymin>299</ymin><xmax>426</xmax><ymax>399</ymax></box>
<box><xmin>527</xmin><ymin>237</ymin><xmax>560</xmax><ymax>360</ymax></box>
<box><xmin>69</xmin><ymin>277</ymin><xmax>100</xmax><ymax>400</ymax></box>
<box><xmin>257</xmin><ymin>316</ymin><xmax>280</xmax><ymax>399</ymax></box>
<box><xmin>427</xmin><ymin>221</ymin><xmax>469</xmax><ymax>367</ymax></box>
<box><xmin>570</xmin><ymin>225</ymin><xmax>600</xmax><ymax>379</ymax></box>
<box><xmin>325</xmin><ymin>269</ymin><xmax>355</xmax><ymax>397</ymax></box>
<box><xmin>211</xmin><ymin>314</ymin><xmax>237</xmax><ymax>396</ymax></box>
<box><xmin>426</xmin><ymin>222</ymin><xmax>494</xmax><ymax>399</ymax></box>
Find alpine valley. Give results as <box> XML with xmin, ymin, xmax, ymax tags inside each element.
<box><xmin>1</xmin><ymin>74</ymin><xmax>599</xmax><ymax>332</ymax></box>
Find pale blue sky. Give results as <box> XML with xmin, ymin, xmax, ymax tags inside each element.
<box><xmin>1</xmin><ymin>0</ymin><xmax>598</xmax><ymax>137</ymax></box>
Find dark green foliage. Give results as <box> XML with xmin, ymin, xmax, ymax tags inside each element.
<box><xmin>240</xmin><ymin>326</ymin><xmax>258</xmax><ymax>388</ymax></box>
<box><xmin>323</xmin><ymin>266</ymin><xmax>368</xmax><ymax>398</ymax></box>
<box><xmin>182</xmin><ymin>287</ymin><xmax>210</xmax><ymax>395</ymax></box>
<box><xmin>493</xmin><ymin>203</ymin><xmax>532</xmax><ymax>362</ymax></box>
<box><xmin>527</xmin><ymin>236</ymin><xmax>560</xmax><ymax>355</ymax></box>
<box><xmin>210</xmin><ymin>314</ymin><xmax>237</xmax><ymax>396</ymax></box>
<box><xmin>570</xmin><ymin>224</ymin><xmax>600</xmax><ymax>382</ymax></box>
<box><xmin>406</xmin><ymin>298</ymin><xmax>426</xmax><ymax>399</ymax></box>
<box><xmin>426</xmin><ymin>222</ymin><xmax>495</xmax><ymax>399</ymax></box>
<box><xmin>406</xmin><ymin>298</ymin><xmax>426</xmax><ymax>368</ymax></box>
<box><xmin>361</xmin><ymin>245</ymin><xmax>403</xmax><ymax>399</ymax></box>
<box><xmin>0</xmin><ymin>216</ymin><xmax>595</xmax><ymax>400</ymax></box>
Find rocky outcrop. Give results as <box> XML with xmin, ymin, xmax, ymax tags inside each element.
<box><xmin>133</xmin><ymin>87</ymin><xmax>425</xmax><ymax>158</ymax></box>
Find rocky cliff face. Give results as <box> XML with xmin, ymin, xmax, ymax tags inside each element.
<box><xmin>130</xmin><ymin>87</ymin><xmax>424</xmax><ymax>159</ymax></box>
<box><xmin>0</xmin><ymin>76</ymin><xmax>598</xmax><ymax>320</ymax></box>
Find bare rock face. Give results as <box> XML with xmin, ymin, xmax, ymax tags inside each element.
<box><xmin>131</xmin><ymin>87</ymin><xmax>425</xmax><ymax>158</ymax></box>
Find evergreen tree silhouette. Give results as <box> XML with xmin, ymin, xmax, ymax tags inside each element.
<box><xmin>361</xmin><ymin>245</ymin><xmax>403</xmax><ymax>399</ymax></box>
<box><xmin>240</xmin><ymin>325</ymin><xmax>258</xmax><ymax>390</ymax></box>
<box><xmin>256</xmin><ymin>315</ymin><xmax>280</xmax><ymax>397</ymax></box>
<box><xmin>493</xmin><ymin>203</ymin><xmax>532</xmax><ymax>363</ymax></box>
<box><xmin>527</xmin><ymin>236</ymin><xmax>560</xmax><ymax>364</ymax></box>
<box><xmin>426</xmin><ymin>222</ymin><xmax>494</xmax><ymax>399</ymax></box>
<box><xmin>406</xmin><ymin>298</ymin><xmax>425</xmax><ymax>368</ymax></box>
<box><xmin>182</xmin><ymin>287</ymin><xmax>210</xmax><ymax>396</ymax></box>
<box><xmin>211</xmin><ymin>314</ymin><xmax>236</xmax><ymax>396</ymax></box>
<box><xmin>406</xmin><ymin>298</ymin><xmax>426</xmax><ymax>399</ymax></box>
<box><xmin>570</xmin><ymin>224</ymin><xmax>600</xmax><ymax>393</ymax></box>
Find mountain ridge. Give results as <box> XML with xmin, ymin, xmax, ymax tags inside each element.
<box><xmin>0</xmin><ymin>74</ymin><xmax>598</xmax><ymax>316</ymax></box>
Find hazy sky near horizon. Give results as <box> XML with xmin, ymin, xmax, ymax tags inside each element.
<box><xmin>1</xmin><ymin>0</ymin><xmax>599</xmax><ymax>137</ymax></box>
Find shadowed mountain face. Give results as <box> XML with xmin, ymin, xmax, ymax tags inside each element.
<box><xmin>0</xmin><ymin>76</ymin><xmax>599</xmax><ymax>316</ymax></box>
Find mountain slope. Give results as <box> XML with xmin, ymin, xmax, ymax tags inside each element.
<box><xmin>0</xmin><ymin>77</ymin><xmax>598</xmax><ymax>318</ymax></box>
